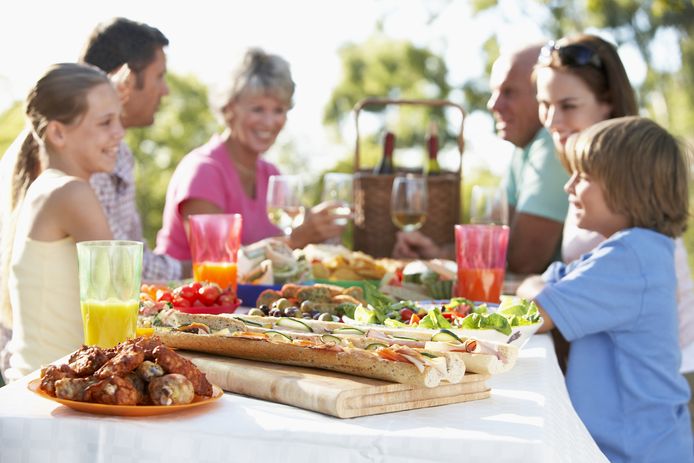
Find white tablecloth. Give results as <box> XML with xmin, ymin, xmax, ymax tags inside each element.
<box><xmin>0</xmin><ymin>334</ymin><xmax>607</xmax><ymax>463</ymax></box>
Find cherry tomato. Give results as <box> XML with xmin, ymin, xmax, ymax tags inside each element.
<box><xmin>156</xmin><ymin>289</ymin><xmax>173</xmax><ymax>303</ymax></box>
<box><xmin>217</xmin><ymin>293</ymin><xmax>237</xmax><ymax>307</ymax></box>
<box><xmin>174</xmin><ymin>284</ymin><xmax>198</xmax><ymax>303</ymax></box>
<box><xmin>173</xmin><ymin>296</ymin><xmax>191</xmax><ymax>308</ymax></box>
<box><xmin>198</xmin><ymin>284</ymin><xmax>223</xmax><ymax>306</ymax></box>
<box><xmin>399</xmin><ymin>308</ymin><xmax>414</xmax><ymax>322</ymax></box>
<box><xmin>189</xmin><ymin>281</ymin><xmax>203</xmax><ymax>293</ymax></box>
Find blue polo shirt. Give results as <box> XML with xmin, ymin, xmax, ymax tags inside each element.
<box><xmin>537</xmin><ymin>228</ymin><xmax>693</xmax><ymax>463</ymax></box>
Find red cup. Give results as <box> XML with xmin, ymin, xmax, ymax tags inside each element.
<box><xmin>189</xmin><ymin>214</ymin><xmax>242</xmax><ymax>293</ymax></box>
<box><xmin>454</xmin><ymin>224</ymin><xmax>510</xmax><ymax>303</ymax></box>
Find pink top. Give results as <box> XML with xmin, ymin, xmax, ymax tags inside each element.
<box><xmin>155</xmin><ymin>134</ymin><xmax>282</xmax><ymax>260</ymax></box>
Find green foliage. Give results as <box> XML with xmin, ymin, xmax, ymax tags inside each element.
<box><xmin>324</xmin><ymin>34</ymin><xmax>452</xmax><ymax>157</ymax></box>
<box><xmin>126</xmin><ymin>72</ymin><xmax>221</xmax><ymax>247</ymax></box>
<box><xmin>0</xmin><ymin>102</ymin><xmax>24</xmax><ymax>157</ymax></box>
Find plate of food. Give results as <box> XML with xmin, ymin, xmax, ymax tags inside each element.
<box><xmin>30</xmin><ymin>336</ymin><xmax>223</xmax><ymax>416</ymax></box>
<box><xmin>28</xmin><ymin>379</ymin><xmax>223</xmax><ymax>416</ymax></box>
<box><xmin>140</xmin><ymin>281</ymin><xmax>240</xmax><ymax>316</ymax></box>
<box><xmin>342</xmin><ymin>296</ymin><xmax>543</xmax><ymax>348</ymax></box>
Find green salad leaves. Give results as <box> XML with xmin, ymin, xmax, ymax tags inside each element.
<box><xmin>458</xmin><ymin>297</ymin><xmax>541</xmax><ymax>335</ymax></box>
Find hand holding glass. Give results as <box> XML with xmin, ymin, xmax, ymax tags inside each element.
<box><xmin>77</xmin><ymin>240</ymin><xmax>143</xmax><ymax>348</ymax></box>
<box><xmin>267</xmin><ymin>175</ymin><xmax>305</xmax><ymax>236</ymax></box>
<box><xmin>189</xmin><ymin>213</ymin><xmax>242</xmax><ymax>293</ymax></box>
<box><xmin>322</xmin><ymin>173</ymin><xmax>353</xmax><ymax>225</ymax></box>
<box><xmin>391</xmin><ymin>175</ymin><xmax>428</xmax><ymax>232</ymax></box>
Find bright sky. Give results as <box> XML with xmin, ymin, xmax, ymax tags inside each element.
<box><xmin>1</xmin><ymin>0</ymin><xmax>648</xmax><ymax>178</ymax></box>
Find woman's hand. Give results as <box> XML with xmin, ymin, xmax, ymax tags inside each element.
<box><xmin>288</xmin><ymin>201</ymin><xmax>347</xmax><ymax>248</ymax></box>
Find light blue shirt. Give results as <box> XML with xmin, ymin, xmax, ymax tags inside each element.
<box><xmin>504</xmin><ymin>128</ymin><xmax>569</xmax><ymax>222</ymax></box>
<box><xmin>537</xmin><ymin>228</ymin><xmax>693</xmax><ymax>463</ymax></box>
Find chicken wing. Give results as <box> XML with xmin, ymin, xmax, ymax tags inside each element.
<box><xmin>40</xmin><ymin>364</ymin><xmax>77</xmax><ymax>396</ymax></box>
<box><xmin>148</xmin><ymin>374</ymin><xmax>195</xmax><ymax>405</ymax></box>
<box><xmin>84</xmin><ymin>375</ymin><xmax>139</xmax><ymax>405</ymax></box>
<box><xmin>54</xmin><ymin>377</ymin><xmax>97</xmax><ymax>402</ymax></box>
<box><xmin>94</xmin><ymin>344</ymin><xmax>145</xmax><ymax>379</ymax></box>
<box><xmin>68</xmin><ymin>345</ymin><xmax>111</xmax><ymax>376</ymax></box>
<box><xmin>153</xmin><ymin>345</ymin><xmax>213</xmax><ymax>396</ymax></box>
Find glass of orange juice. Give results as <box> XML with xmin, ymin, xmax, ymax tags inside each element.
<box><xmin>454</xmin><ymin>224</ymin><xmax>509</xmax><ymax>303</ymax></box>
<box><xmin>189</xmin><ymin>213</ymin><xmax>243</xmax><ymax>294</ymax></box>
<box><xmin>77</xmin><ymin>240</ymin><xmax>143</xmax><ymax>347</ymax></box>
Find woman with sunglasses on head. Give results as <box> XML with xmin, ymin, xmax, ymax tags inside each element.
<box><xmin>534</xmin><ymin>31</ymin><xmax>694</xmax><ymax>430</ymax></box>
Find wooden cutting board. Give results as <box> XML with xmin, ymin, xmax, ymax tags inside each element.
<box><xmin>181</xmin><ymin>351</ymin><xmax>491</xmax><ymax>418</ymax></box>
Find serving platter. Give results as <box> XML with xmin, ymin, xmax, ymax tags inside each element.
<box><xmin>28</xmin><ymin>379</ymin><xmax>223</xmax><ymax>417</ymax></box>
<box><xmin>344</xmin><ymin>299</ymin><xmax>542</xmax><ymax>348</ymax></box>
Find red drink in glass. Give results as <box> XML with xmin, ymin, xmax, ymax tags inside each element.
<box><xmin>455</xmin><ymin>224</ymin><xmax>509</xmax><ymax>303</ymax></box>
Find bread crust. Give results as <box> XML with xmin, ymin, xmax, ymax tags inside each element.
<box><xmin>158</xmin><ymin>331</ymin><xmax>443</xmax><ymax>388</ymax></box>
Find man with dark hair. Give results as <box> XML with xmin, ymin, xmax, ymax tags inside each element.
<box><xmin>79</xmin><ymin>17</ymin><xmax>185</xmax><ymax>280</ymax></box>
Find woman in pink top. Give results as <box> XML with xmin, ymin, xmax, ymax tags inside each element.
<box><xmin>156</xmin><ymin>48</ymin><xmax>345</xmax><ymax>260</ymax></box>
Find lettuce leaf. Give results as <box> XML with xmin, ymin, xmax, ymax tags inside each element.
<box><xmin>418</xmin><ymin>308</ymin><xmax>451</xmax><ymax>330</ymax></box>
<box><xmin>459</xmin><ymin>312</ymin><xmax>512</xmax><ymax>335</ymax></box>
<box><xmin>354</xmin><ymin>304</ymin><xmax>378</xmax><ymax>324</ymax></box>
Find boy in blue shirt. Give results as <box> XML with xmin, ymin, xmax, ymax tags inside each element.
<box><xmin>518</xmin><ymin>116</ymin><xmax>693</xmax><ymax>462</ymax></box>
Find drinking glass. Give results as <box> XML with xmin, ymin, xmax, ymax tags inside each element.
<box><xmin>322</xmin><ymin>173</ymin><xmax>353</xmax><ymax>226</ymax></box>
<box><xmin>77</xmin><ymin>240</ymin><xmax>143</xmax><ymax>348</ymax></box>
<box><xmin>267</xmin><ymin>175</ymin><xmax>306</xmax><ymax>236</ymax></box>
<box><xmin>391</xmin><ymin>175</ymin><xmax>428</xmax><ymax>232</ymax></box>
<box><xmin>189</xmin><ymin>213</ymin><xmax>243</xmax><ymax>293</ymax></box>
<box><xmin>454</xmin><ymin>224</ymin><xmax>510</xmax><ymax>303</ymax></box>
<box><xmin>469</xmin><ymin>185</ymin><xmax>508</xmax><ymax>225</ymax></box>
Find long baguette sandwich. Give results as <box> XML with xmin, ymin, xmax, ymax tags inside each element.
<box><xmin>152</xmin><ymin>310</ymin><xmax>516</xmax><ymax>384</ymax></box>
<box><xmin>194</xmin><ymin>311</ymin><xmax>519</xmax><ymax>374</ymax></box>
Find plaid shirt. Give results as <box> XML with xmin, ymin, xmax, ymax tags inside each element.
<box><xmin>90</xmin><ymin>143</ymin><xmax>182</xmax><ymax>281</ymax></box>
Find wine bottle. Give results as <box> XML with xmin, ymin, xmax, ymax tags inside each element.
<box><xmin>373</xmin><ymin>131</ymin><xmax>395</xmax><ymax>175</ymax></box>
<box><xmin>424</xmin><ymin>122</ymin><xmax>441</xmax><ymax>176</ymax></box>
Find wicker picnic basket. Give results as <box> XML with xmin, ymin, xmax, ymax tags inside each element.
<box><xmin>352</xmin><ymin>98</ymin><xmax>465</xmax><ymax>258</ymax></box>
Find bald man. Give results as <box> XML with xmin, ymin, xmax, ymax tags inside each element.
<box><xmin>393</xmin><ymin>44</ymin><xmax>569</xmax><ymax>275</ymax></box>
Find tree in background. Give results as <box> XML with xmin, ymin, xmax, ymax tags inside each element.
<box><xmin>0</xmin><ymin>102</ymin><xmax>23</xmax><ymax>155</ymax></box>
<box><xmin>324</xmin><ymin>33</ymin><xmax>453</xmax><ymax>170</ymax></box>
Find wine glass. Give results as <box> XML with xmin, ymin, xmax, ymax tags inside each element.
<box><xmin>322</xmin><ymin>173</ymin><xmax>353</xmax><ymax>226</ymax></box>
<box><xmin>266</xmin><ymin>175</ymin><xmax>305</xmax><ymax>236</ymax></box>
<box><xmin>469</xmin><ymin>185</ymin><xmax>508</xmax><ymax>225</ymax></box>
<box><xmin>391</xmin><ymin>175</ymin><xmax>428</xmax><ymax>232</ymax></box>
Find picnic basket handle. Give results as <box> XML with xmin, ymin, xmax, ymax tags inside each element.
<box><xmin>352</xmin><ymin>97</ymin><xmax>466</xmax><ymax>173</ymax></box>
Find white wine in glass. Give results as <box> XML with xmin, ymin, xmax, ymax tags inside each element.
<box><xmin>391</xmin><ymin>175</ymin><xmax>428</xmax><ymax>232</ymax></box>
<box><xmin>322</xmin><ymin>172</ymin><xmax>353</xmax><ymax>226</ymax></box>
<box><xmin>267</xmin><ymin>175</ymin><xmax>305</xmax><ymax>236</ymax></box>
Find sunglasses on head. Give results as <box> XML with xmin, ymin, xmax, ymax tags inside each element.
<box><xmin>538</xmin><ymin>41</ymin><xmax>603</xmax><ymax>70</ymax></box>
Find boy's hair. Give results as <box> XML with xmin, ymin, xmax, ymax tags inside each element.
<box><xmin>563</xmin><ymin>116</ymin><xmax>690</xmax><ymax>238</ymax></box>
<box><xmin>79</xmin><ymin>17</ymin><xmax>168</xmax><ymax>88</ymax></box>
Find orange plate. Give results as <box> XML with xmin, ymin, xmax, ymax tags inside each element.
<box><xmin>28</xmin><ymin>379</ymin><xmax>223</xmax><ymax>417</ymax></box>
